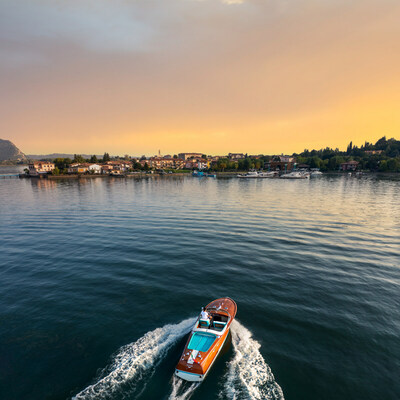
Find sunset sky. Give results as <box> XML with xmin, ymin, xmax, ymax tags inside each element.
<box><xmin>1</xmin><ymin>0</ymin><xmax>399</xmax><ymax>156</ymax></box>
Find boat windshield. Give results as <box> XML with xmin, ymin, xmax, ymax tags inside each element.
<box><xmin>206</xmin><ymin>307</ymin><xmax>231</xmax><ymax>317</ymax></box>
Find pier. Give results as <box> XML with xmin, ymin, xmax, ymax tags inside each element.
<box><xmin>0</xmin><ymin>174</ymin><xmax>20</xmax><ymax>179</ymax></box>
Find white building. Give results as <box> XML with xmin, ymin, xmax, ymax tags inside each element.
<box><xmin>28</xmin><ymin>161</ymin><xmax>55</xmax><ymax>176</ymax></box>
<box><xmin>88</xmin><ymin>164</ymin><xmax>102</xmax><ymax>174</ymax></box>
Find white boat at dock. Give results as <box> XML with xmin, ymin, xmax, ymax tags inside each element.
<box><xmin>258</xmin><ymin>171</ymin><xmax>279</xmax><ymax>178</ymax></box>
<box><xmin>280</xmin><ymin>171</ymin><xmax>310</xmax><ymax>179</ymax></box>
<box><xmin>237</xmin><ymin>171</ymin><xmax>278</xmax><ymax>178</ymax></box>
<box><xmin>310</xmin><ymin>169</ymin><xmax>323</xmax><ymax>177</ymax></box>
<box><xmin>237</xmin><ymin>171</ymin><xmax>259</xmax><ymax>178</ymax></box>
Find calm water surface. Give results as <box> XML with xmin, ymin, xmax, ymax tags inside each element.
<box><xmin>1</xmin><ymin>169</ymin><xmax>399</xmax><ymax>400</ymax></box>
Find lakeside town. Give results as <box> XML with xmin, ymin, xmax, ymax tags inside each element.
<box><xmin>24</xmin><ymin>152</ymin><xmax>356</xmax><ymax>178</ymax></box>
<box><xmin>20</xmin><ymin>136</ymin><xmax>400</xmax><ymax>178</ymax></box>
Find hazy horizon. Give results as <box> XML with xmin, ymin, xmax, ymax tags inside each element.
<box><xmin>7</xmin><ymin>135</ymin><xmax>394</xmax><ymax>158</ymax></box>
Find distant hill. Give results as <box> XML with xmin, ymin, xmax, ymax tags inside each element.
<box><xmin>0</xmin><ymin>139</ymin><xmax>26</xmax><ymax>161</ymax></box>
<box><xmin>27</xmin><ymin>153</ymin><xmax>102</xmax><ymax>160</ymax></box>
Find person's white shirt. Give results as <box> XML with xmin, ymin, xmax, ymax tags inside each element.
<box><xmin>200</xmin><ymin>310</ymin><xmax>209</xmax><ymax>319</ymax></box>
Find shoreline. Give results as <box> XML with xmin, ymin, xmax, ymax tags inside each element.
<box><xmin>19</xmin><ymin>172</ymin><xmax>192</xmax><ymax>179</ymax></box>
<box><xmin>14</xmin><ymin>171</ymin><xmax>400</xmax><ymax>180</ymax></box>
<box><xmin>2</xmin><ymin>164</ymin><xmax>399</xmax><ymax>178</ymax></box>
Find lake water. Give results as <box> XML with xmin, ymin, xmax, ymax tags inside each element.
<box><xmin>1</xmin><ymin>168</ymin><xmax>399</xmax><ymax>400</ymax></box>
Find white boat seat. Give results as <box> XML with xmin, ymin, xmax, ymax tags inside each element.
<box><xmin>199</xmin><ymin>319</ymin><xmax>210</xmax><ymax>328</ymax></box>
<box><xmin>213</xmin><ymin>321</ymin><xmax>227</xmax><ymax>329</ymax></box>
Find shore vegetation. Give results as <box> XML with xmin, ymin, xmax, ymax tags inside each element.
<box><xmin>7</xmin><ymin>136</ymin><xmax>400</xmax><ymax>174</ymax></box>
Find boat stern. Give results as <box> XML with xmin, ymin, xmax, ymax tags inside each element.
<box><xmin>175</xmin><ymin>368</ymin><xmax>205</xmax><ymax>382</ymax></box>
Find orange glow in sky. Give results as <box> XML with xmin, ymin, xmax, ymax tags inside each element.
<box><xmin>1</xmin><ymin>0</ymin><xmax>399</xmax><ymax>155</ymax></box>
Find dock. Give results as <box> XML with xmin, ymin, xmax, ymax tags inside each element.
<box><xmin>0</xmin><ymin>174</ymin><xmax>20</xmax><ymax>179</ymax></box>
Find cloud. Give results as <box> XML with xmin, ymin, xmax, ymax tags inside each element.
<box><xmin>0</xmin><ymin>0</ymin><xmax>399</xmax><ymax>154</ymax></box>
<box><xmin>0</xmin><ymin>1</ymin><xmax>155</xmax><ymax>54</ymax></box>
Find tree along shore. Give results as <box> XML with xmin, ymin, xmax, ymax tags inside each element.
<box><xmin>13</xmin><ymin>135</ymin><xmax>400</xmax><ymax>173</ymax></box>
<box><xmin>210</xmin><ymin>136</ymin><xmax>400</xmax><ymax>172</ymax></box>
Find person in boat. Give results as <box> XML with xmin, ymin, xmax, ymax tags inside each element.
<box><xmin>200</xmin><ymin>307</ymin><xmax>213</xmax><ymax>327</ymax></box>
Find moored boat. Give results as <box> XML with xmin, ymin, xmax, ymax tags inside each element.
<box><xmin>175</xmin><ymin>297</ymin><xmax>237</xmax><ymax>382</ymax></box>
<box><xmin>193</xmin><ymin>170</ymin><xmax>216</xmax><ymax>178</ymax></box>
<box><xmin>280</xmin><ymin>171</ymin><xmax>310</xmax><ymax>179</ymax></box>
<box><xmin>237</xmin><ymin>171</ymin><xmax>259</xmax><ymax>178</ymax></box>
<box><xmin>192</xmin><ymin>170</ymin><xmax>204</xmax><ymax>177</ymax></box>
<box><xmin>258</xmin><ymin>171</ymin><xmax>279</xmax><ymax>178</ymax></box>
<box><xmin>237</xmin><ymin>170</ymin><xmax>278</xmax><ymax>178</ymax></box>
<box><xmin>110</xmin><ymin>171</ymin><xmax>125</xmax><ymax>177</ymax></box>
<box><xmin>310</xmin><ymin>169</ymin><xmax>323</xmax><ymax>177</ymax></box>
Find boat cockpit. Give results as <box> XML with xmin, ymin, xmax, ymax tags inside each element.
<box><xmin>197</xmin><ymin>308</ymin><xmax>230</xmax><ymax>333</ymax></box>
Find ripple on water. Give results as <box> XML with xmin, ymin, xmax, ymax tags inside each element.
<box><xmin>0</xmin><ymin>175</ymin><xmax>400</xmax><ymax>400</ymax></box>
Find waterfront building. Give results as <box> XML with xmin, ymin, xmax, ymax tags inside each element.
<box><xmin>105</xmin><ymin>161</ymin><xmax>132</xmax><ymax>172</ymax></box>
<box><xmin>228</xmin><ymin>153</ymin><xmax>245</xmax><ymax>160</ymax></box>
<box><xmin>67</xmin><ymin>163</ymin><xmax>103</xmax><ymax>174</ymax></box>
<box><xmin>297</xmin><ymin>164</ymin><xmax>310</xmax><ymax>170</ymax></box>
<box><xmin>148</xmin><ymin>157</ymin><xmax>184</xmax><ymax>169</ymax></box>
<box><xmin>340</xmin><ymin>161</ymin><xmax>359</xmax><ymax>171</ymax></box>
<box><xmin>268</xmin><ymin>155</ymin><xmax>296</xmax><ymax>171</ymax></box>
<box><xmin>88</xmin><ymin>164</ymin><xmax>102</xmax><ymax>174</ymax></box>
<box><xmin>184</xmin><ymin>159</ymin><xmax>210</xmax><ymax>170</ymax></box>
<box><xmin>148</xmin><ymin>157</ymin><xmax>171</xmax><ymax>169</ymax></box>
<box><xmin>184</xmin><ymin>161</ymin><xmax>197</xmax><ymax>169</ymax></box>
<box><xmin>68</xmin><ymin>163</ymin><xmax>90</xmax><ymax>174</ymax></box>
<box><xmin>178</xmin><ymin>152</ymin><xmax>204</xmax><ymax>160</ymax></box>
<box><xmin>28</xmin><ymin>161</ymin><xmax>55</xmax><ymax>176</ymax></box>
<box><xmin>197</xmin><ymin>159</ymin><xmax>210</xmax><ymax>170</ymax></box>
<box><xmin>148</xmin><ymin>158</ymin><xmax>160</xmax><ymax>169</ymax></box>
<box><xmin>173</xmin><ymin>158</ymin><xmax>185</xmax><ymax>169</ymax></box>
<box><xmin>139</xmin><ymin>159</ymin><xmax>149</xmax><ymax>168</ymax></box>
<box><xmin>249</xmin><ymin>154</ymin><xmax>263</xmax><ymax>159</ymax></box>
<box><xmin>101</xmin><ymin>165</ymin><xmax>114</xmax><ymax>174</ymax></box>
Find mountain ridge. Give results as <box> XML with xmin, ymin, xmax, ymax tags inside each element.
<box><xmin>26</xmin><ymin>153</ymin><xmax>103</xmax><ymax>160</ymax></box>
<box><xmin>0</xmin><ymin>139</ymin><xmax>26</xmax><ymax>162</ymax></box>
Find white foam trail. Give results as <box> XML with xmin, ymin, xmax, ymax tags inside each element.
<box><xmin>222</xmin><ymin>320</ymin><xmax>285</xmax><ymax>400</ymax></box>
<box><xmin>73</xmin><ymin>317</ymin><xmax>196</xmax><ymax>400</ymax></box>
<box><xmin>169</xmin><ymin>375</ymin><xmax>199</xmax><ymax>400</ymax></box>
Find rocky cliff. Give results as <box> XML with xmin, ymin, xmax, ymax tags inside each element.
<box><xmin>0</xmin><ymin>139</ymin><xmax>26</xmax><ymax>161</ymax></box>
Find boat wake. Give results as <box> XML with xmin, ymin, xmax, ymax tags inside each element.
<box><xmin>72</xmin><ymin>317</ymin><xmax>196</xmax><ymax>400</ymax></box>
<box><xmin>169</xmin><ymin>375</ymin><xmax>199</xmax><ymax>400</ymax></box>
<box><xmin>72</xmin><ymin>317</ymin><xmax>284</xmax><ymax>400</ymax></box>
<box><xmin>221</xmin><ymin>320</ymin><xmax>285</xmax><ymax>400</ymax></box>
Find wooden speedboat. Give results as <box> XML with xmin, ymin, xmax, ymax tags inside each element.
<box><xmin>175</xmin><ymin>297</ymin><xmax>237</xmax><ymax>382</ymax></box>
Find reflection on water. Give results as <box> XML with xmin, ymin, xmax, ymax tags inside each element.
<box><xmin>0</xmin><ymin>174</ymin><xmax>399</xmax><ymax>400</ymax></box>
<box><xmin>0</xmin><ymin>165</ymin><xmax>26</xmax><ymax>174</ymax></box>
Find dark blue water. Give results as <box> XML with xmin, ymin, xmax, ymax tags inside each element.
<box><xmin>1</xmin><ymin>170</ymin><xmax>399</xmax><ymax>400</ymax></box>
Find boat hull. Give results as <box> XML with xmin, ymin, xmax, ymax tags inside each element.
<box><xmin>175</xmin><ymin>369</ymin><xmax>204</xmax><ymax>382</ymax></box>
<box><xmin>175</xmin><ymin>330</ymin><xmax>229</xmax><ymax>381</ymax></box>
<box><xmin>175</xmin><ymin>297</ymin><xmax>237</xmax><ymax>382</ymax></box>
